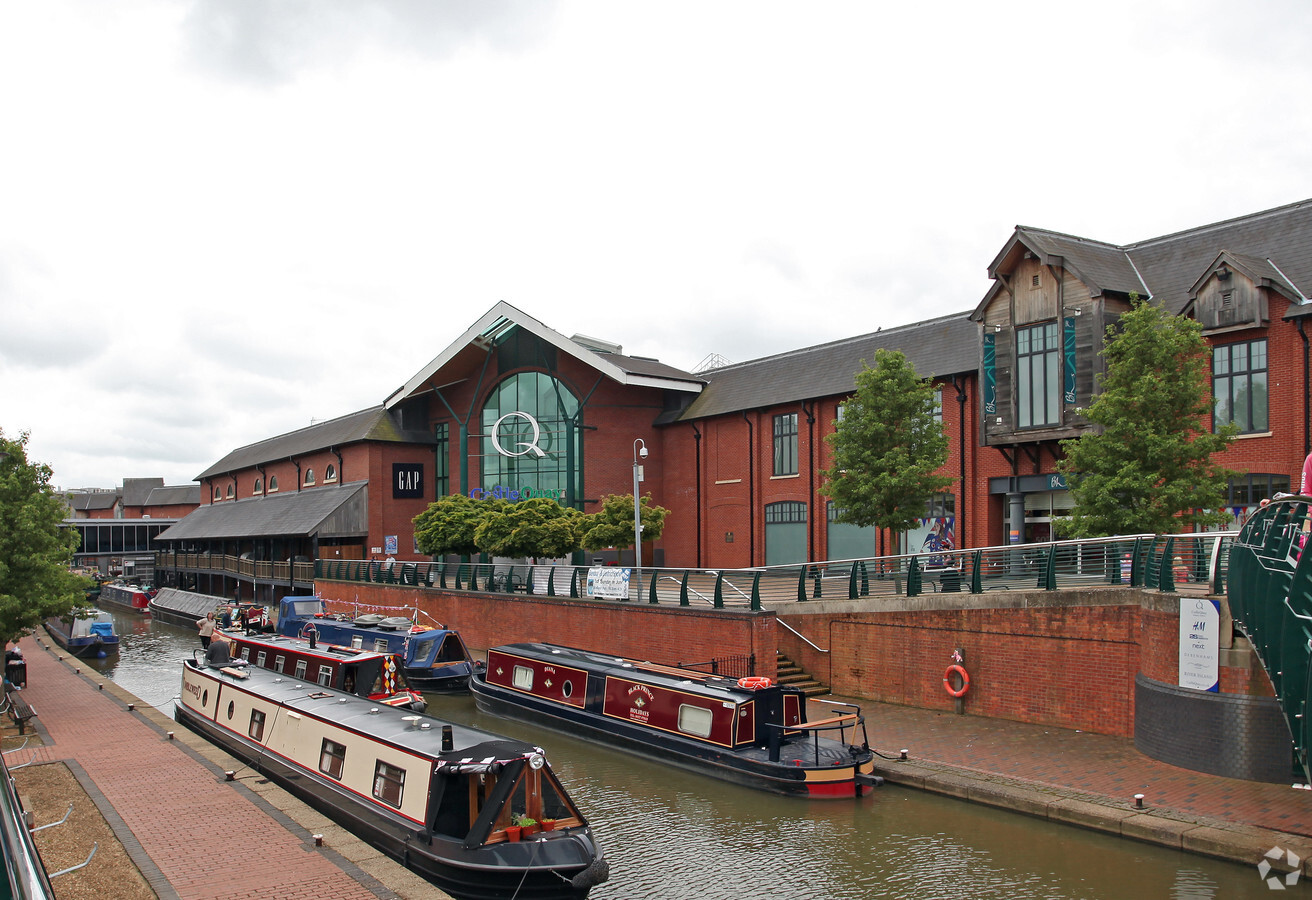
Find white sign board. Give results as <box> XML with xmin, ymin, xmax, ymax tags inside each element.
<box><xmin>1178</xmin><ymin>596</ymin><xmax>1220</xmax><ymax>692</ymax></box>
<box><xmin>586</xmin><ymin>566</ymin><xmax>631</xmax><ymax>600</ymax></box>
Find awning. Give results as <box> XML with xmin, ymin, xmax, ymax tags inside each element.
<box><xmin>155</xmin><ymin>481</ymin><xmax>368</xmax><ymax>542</ymax></box>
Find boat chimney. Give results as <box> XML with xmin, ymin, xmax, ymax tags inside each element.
<box><xmin>442</xmin><ymin>724</ymin><xmax>454</xmax><ymax>752</ymax></box>
<box><xmin>308</xmin><ymin>630</ymin><xmax>317</xmax><ymax>650</ymax></box>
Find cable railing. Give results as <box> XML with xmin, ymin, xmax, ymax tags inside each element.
<box><xmin>304</xmin><ymin>531</ymin><xmax>1235</xmax><ymax>611</ymax></box>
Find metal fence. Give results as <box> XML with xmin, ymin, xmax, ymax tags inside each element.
<box><xmin>310</xmin><ymin>531</ymin><xmax>1235</xmax><ymax>611</ymax></box>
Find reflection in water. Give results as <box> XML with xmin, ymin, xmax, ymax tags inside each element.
<box><xmin>89</xmin><ymin>610</ymin><xmax>1270</xmax><ymax>899</ymax></box>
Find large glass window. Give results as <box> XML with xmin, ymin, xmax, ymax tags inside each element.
<box><xmin>826</xmin><ymin>502</ymin><xmax>877</xmax><ymax>561</ymax></box>
<box><xmin>479</xmin><ymin>373</ymin><xmax>581</xmax><ymax>505</ymax></box>
<box><xmin>434</xmin><ymin>422</ymin><xmax>449</xmax><ymax>498</ymax></box>
<box><xmin>773</xmin><ymin>413</ymin><xmax>798</xmax><ymax>476</ymax></box>
<box><xmin>1214</xmin><ymin>339</ymin><xmax>1268</xmax><ymax>434</ymax></box>
<box><xmin>1017</xmin><ymin>322</ymin><xmax>1061</xmax><ymax>428</ymax></box>
<box><xmin>765</xmin><ymin>501</ymin><xmax>807</xmax><ymax>566</ymax></box>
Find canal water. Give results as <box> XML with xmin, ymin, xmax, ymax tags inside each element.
<box><xmin>79</xmin><ymin>609</ymin><xmax>1277</xmax><ymax>899</ymax></box>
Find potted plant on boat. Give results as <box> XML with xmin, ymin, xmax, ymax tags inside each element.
<box><xmin>540</xmin><ymin>817</ymin><xmax>556</xmax><ymax>832</ymax></box>
<box><xmin>505</xmin><ymin>821</ymin><xmax>523</xmax><ymax>842</ymax></box>
<box><xmin>513</xmin><ymin>814</ymin><xmax>538</xmax><ymax>837</ymax></box>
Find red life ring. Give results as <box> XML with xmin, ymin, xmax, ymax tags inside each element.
<box><xmin>943</xmin><ymin>664</ymin><xmax>970</xmax><ymax>698</ymax></box>
<box><xmin>737</xmin><ymin>676</ymin><xmax>773</xmax><ymax>690</ymax></box>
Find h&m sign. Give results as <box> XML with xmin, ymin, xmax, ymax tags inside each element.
<box><xmin>393</xmin><ymin>463</ymin><xmax>424</xmax><ymax>499</ymax></box>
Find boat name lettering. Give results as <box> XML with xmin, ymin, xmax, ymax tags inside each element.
<box><xmin>627</xmin><ymin>684</ymin><xmax>655</xmax><ymax>701</ymax></box>
<box><xmin>184</xmin><ymin>679</ymin><xmax>202</xmax><ymax>700</ymax></box>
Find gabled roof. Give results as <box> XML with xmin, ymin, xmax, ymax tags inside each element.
<box><xmin>144</xmin><ymin>484</ymin><xmax>202</xmax><ymax>507</ymax></box>
<box><xmin>674</xmin><ymin>312</ymin><xmax>978</xmax><ymax>421</ymax></box>
<box><xmin>384</xmin><ymin>301</ymin><xmax>704</xmax><ymax>410</ymax></box>
<box><xmin>979</xmin><ymin>198</ymin><xmax>1312</xmax><ymax>317</ymax></box>
<box><xmin>1185</xmin><ymin>250</ymin><xmax>1302</xmax><ymax>301</ymax></box>
<box><xmin>122</xmin><ymin>478</ymin><xmax>164</xmax><ymax>507</ymax></box>
<box><xmin>65</xmin><ymin>491</ymin><xmax>117</xmax><ymax>511</ymax></box>
<box><xmin>155</xmin><ymin>481</ymin><xmax>368</xmax><ymax>542</ymax></box>
<box><xmin>196</xmin><ymin>406</ymin><xmax>435</xmax><ymax>481</ymax></box>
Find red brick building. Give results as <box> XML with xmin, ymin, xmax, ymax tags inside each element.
<box><xmin>157</xmin><ymin>199</ymin><xmax>1312</xmax><ymax>599</ymax></box>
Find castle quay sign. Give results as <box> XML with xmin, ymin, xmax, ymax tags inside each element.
<box><xmin>1179</xmin><ymin>596</ymin><xmax>1221</xmax><ymax>692</ymax></box>
<box><xmin>469</xmin><ymin>485</ymin><xmax>565</xmax><ymax>502</ymax></box>
<box><xmin>490</xmin><ymin>411</ymin><xmax>548</xmax><ymax>458</ymax></box>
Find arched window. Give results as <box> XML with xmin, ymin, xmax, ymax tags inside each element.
<box><xmin>304</xmin><ymin>468</ymin><xmax>316</xmax><ymax>486</ymax></box>
<box><xmin>268</xmin><ymin>475</ymin><xmax>279</xmax><ymax>493</ymax></box>
<box><xmin>324</xmin><ymin>464</ymin><xmax>337</xmax><ymax>483</ymax></box>
<box><xmin>253</xmin><ymin>477</ymin><xmax>263</xmax><ymax>494</ymax></box>
<box><xmin>214</xmin><ymin>487</ymin><xmax>222</xmax><ymax>501</ymax></box>
<box><xmin>226</xmin><ymin>484</ymin><xmax>234</xmax><ymax>499</ymax></box>
<box><xmin>478</xmin><ymin>372</ymin><xmax>581</xmax><ymax>505</ymax></box>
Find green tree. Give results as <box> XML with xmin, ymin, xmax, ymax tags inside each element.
<box><xmin>474</xmin><ymin>498</ymin><xmax>585</xmax><ymax>559</ymax></box>
<box><xmin>1058</xmin><ymin>295</ymin><xmax>1237</xmax><ymax>536</ymax></box>
<box><xmin>412</xmin><ymin>493</ymin><xmax>505</xmax><ymax>557</ymax></box>
<box><xmin>819</xmin><ymin>349</ymin><xmax>952</xmax><ymax>538</ymax></box>
<box><xmin>0</xmin><ymin>430</ymin><xmax>89</xmax><ymax>647</ymax></box>
<box><xmin>579</xmin><ymin>494</ymin><xmax>669</xmax><ymax>552</ymax></box>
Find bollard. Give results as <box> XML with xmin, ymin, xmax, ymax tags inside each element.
<box><xmin>313</xmin><ymin>834</ymin><xmax>323</xmax><ymax>847</ymax></box>
<box><xmin>1134</xmin><ymin>794</ymin><xmax>1145</xmax><ymax>809</ymax></box>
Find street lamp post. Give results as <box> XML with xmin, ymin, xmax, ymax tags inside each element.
<box><xmin>633</xmin><ymin>438</ymin><xmax>648</xmax><ymax>601</ymax></box>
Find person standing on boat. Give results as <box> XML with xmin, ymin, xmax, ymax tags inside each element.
<box><xmin>196</xmin><ymin>612</ymin><xmax>216</xmax><ymax>649</ymax></box>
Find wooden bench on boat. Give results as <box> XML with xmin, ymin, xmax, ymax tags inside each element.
<box><xmin>4</xmin><ymin>691</ymin><xmax>37</xmax><ymax>735</ymax></box>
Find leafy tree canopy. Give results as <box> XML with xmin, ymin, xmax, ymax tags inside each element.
<box><xmin>579</xmin><ymin>494</ymin><xmax>670</xmax><ymax>552</ymax></box>
<box><xmin>0</xmin><ymin>430</ymin><xmax>90</xmax><ymax>647</ymax></box>
<box><xmin>1059</xmin><ymin>294</ymin><xmax>1237</xmax><ymax>537</ymax></box>
<box><xmin>412</xmin><ymin>493</ymin><xmax>506</xmax><ymax>557</ymax></box>
<box><xmin>819</xmin><ymin>349</ymin><xmax>952</xmax><ymax>535</ymax></box>
<box><xmin>474</xmin><ymin>498</ymin><xmax>585</xmax><ymax>559</ymax></box>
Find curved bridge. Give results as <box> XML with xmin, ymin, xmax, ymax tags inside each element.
<box><xmin>1228</xmin><ymin>495</ymin><xmax>1312</xmax><ymax>784</ymax></box>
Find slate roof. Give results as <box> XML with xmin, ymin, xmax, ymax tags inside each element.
<box><xmin>122</xmin><ymin>478</ymin><xmax>164</xmax><ymax>507</ymax></box>
<box><xmin>984</xmin><ymin>198</ymin><xmax>1312</xmax><ymax>316</ymax></box>
<box><xmin>155</xmin><ymin>481</ymin><xmax>368</xmax><ymax>542</ymax></box>
<box><xmin>196</xmin><ymin>406</ymin><xmax>436</xmax><ymax>481</ymax></box>
<box><xmin>674</xmin><ymin>312</ymin><xmax>978</xmax><ymax>421</ymax></box>
<box><xmin>65</xmin><ymin>492</ymin><xmax>117</xmax><ymax>512</ymax></box>
<box><xmin>144</xmin><ymin>484</ymin><xmax>201</xmax><ymax>506</ymax></box>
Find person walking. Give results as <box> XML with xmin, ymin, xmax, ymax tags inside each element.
<box><xmin>196</xmin><ymin>612</ymin><xmax>216</xmax><ymax>649</ymax></box>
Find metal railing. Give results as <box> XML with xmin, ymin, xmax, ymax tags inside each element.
<box><xmin>305</xmin><ymin>531</ymin><xmax>1235</xmax><ymax>611</ymax></box>
<box><xmin>155</xmin><ymin>552</ymin><xmax>316</xmax><ymax>585</ymax></box>
<box><xmin>1226</xmin><ymin>495</ymin><xmax>1312</xmax><ymax>783</ymax></box>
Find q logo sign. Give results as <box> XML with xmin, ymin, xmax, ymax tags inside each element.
<box><xmin>490</xmin><ymin>412</ymin><xmax>548</xmax><ymax>458</ymax></box>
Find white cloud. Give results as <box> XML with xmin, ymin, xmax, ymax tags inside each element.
<box><xmin>3</xmin><ymin>0</ymin><xmax>1312</xmax><ymax>488</ymax></box>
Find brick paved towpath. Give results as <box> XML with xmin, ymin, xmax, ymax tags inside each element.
<box><xmin>12</xmin><ymin>633</ymin><xmax>450</xmax><ymax>900</ymax></box>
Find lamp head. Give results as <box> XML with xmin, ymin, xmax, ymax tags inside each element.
<box><xmin>639</xmin><ymin>445</ymin><xmax>648</xmax><ymax>459</ymax></box>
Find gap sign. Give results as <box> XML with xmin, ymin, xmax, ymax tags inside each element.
<box><xmin>393</xmin><ymin>463</ymin><xmax>424</xmax><ymax>499</ymax></box>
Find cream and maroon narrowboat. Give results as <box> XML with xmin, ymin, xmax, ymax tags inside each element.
<box><xmin>471</xmin><ymin>643</ymin><xmax>880</xmax><ymax>799</ymax></box>
<box><xmin>175</xmin><ymin>655</ymin><xmax>609</xmax><ymax>900</ymax></box>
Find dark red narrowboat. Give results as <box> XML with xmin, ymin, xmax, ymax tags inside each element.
<box><xmin>97</xmin><ymin>582</ymin><xmax>152</xmax><ymax>614</ymax></box>
<box><xmin>471</xmin><ymin>643</ymin><xmax>880</xmax><ymax>799</ymax></box>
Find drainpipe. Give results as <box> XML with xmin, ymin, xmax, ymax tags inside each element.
<box><xmin>801</xmin><ymin>401</ymin><xmax>816</xmax><ymax>561</ymax></box>
<box><xmin>1300</xmin><ymin>319</ymin><xmax>1310</xmax><ymax>459</ymax></box>
<box><xmin>290</xmin><ymin>458</ymin><xmax>302</xmax><ymax>492</ymax></box>
<box><xmin>742</xmin><ymin>412</ymin><xmax>755</xmax><ymax>565</ymax></box>
<box><xmin>691</xmin><ymin>423</ymin><xmax>702</xmax><ymax>567</ymax></box>
<box><xmin>953</xmin><ymin>376</ymin><xmax>968</xmax><ymax>547</ymax></box>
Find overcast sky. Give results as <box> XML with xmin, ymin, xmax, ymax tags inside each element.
<box><xmin>4</xmin><ymin>0</ymin><xmax>1312</xmax><ymax>491</ymax></box>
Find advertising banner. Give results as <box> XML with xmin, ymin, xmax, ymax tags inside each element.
<box><xmin>1178</xmin><ymin>596</ymin><xmax>1221</xmax><ymax>691</ymax></box>
<box><xmin>586</xmin><ymin>566</ymin><xmax>631</xmax><ymax>600</ymax></box>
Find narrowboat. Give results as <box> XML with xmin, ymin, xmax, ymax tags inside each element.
<box><xmin>43</xmin><ymin>610</ymin><xmax>119</xmax><ymax>659</ymax></box>
<box><xmin>219</xmin><ymin>630</ymin><xmax>427</xmax><ymax>712</ymax></box>
<box><xmin>175</xmin><ymin>655</ymin><xmax>609</xmax><ymax>900</ymax></box>
<box><xmin>471</xmin><ymin>643</ymin><xmax>881</xmax><ymax>799</ymax></box>
<box><xmin>277</xmin><ymin>596</ymin><xmax>473</xmax><ymax>692</ymax></box>
<box><xmin>149</xmin><ymin>587</ymin><xmax>224</xmax><ymax>628</ymax></box>
<box><xmin>97</xmin><ymin>582</ymin><xmax>151</xmax><ymax>614</ymax></box>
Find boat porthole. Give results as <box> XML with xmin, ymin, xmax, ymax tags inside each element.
<box><xmin>202</xmin><ymin>690</ymin><xmax>209</xmax><ymax>706</ymax></box>
<box><xmin>562</xmin><ymin>680</ymin><xmax>573</xmax><ymax>698</ymax></box>
<box><xmin>227</xmin><ymin>701</ymin><xmax>235</xmax><ymax>720</ymax></box>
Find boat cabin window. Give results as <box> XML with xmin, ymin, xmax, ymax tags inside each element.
<box><xmin>512</xmin><ymin>665</ymin><xmax>534</xmax><ymax>690</ymax></box>
<box><xmin>436</xmin><ymin>635</ymin><xmax>466</xmax><ymax>663</ymax></box>
<box><xmin>373</xmin><ymin>638</ymin><xmax>390</xmax><ymax>653</ymax></box>
<box><xmin>506</xmin><ymin>765</ymin><xmax>580</xmax><ymax>827</ymax></box>
<box><xmin>316</xmin><ymin>665</ymin><xmax>333</xmax><ymax>687</ymax></box>
<box><xmin>409</xmin><ymin>638</ymin><xmax>435</xmax><ymax>664</ymax></box>
<box><xmin>294</xmin><ymin>660</ymin><xmax>308</xmax><ymax>680</ymax></box>
<box><xmin>239</xmin><ymin>647</ymin><xmax>250</xmax><ymax>661</ymax></box>
<box><xmin>678</xmin><ymin>704</ymin><xmax>713</xmax><ymax>738</ymax></box>
<box><xmin>372</xmin><ymin>760</ymin><xmax>405</xmax><ymax>808</ymax></box>
<box><xmin>319</xmin><ymin>739</ymin><xmax>346</xmax><ymax>779</ymax></box>
<box><xmin>249</xmin><ymin>710</ymin><xmax>266</xmax><ymax>741</ymax></box>
<box><xmin>256</xmin><ymin>651</ymin><xmax>267</xmax><ymax>668</ymax></box>
<box><xmin>274</xmin><ymin>655</ymin><xmax>287</xmax><ymax>674</ymax></box>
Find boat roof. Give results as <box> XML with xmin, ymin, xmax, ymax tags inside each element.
<box><xmin>490</xmin><ymin>642</ymin><xmax>759</xmax><ymax>700</ymax></box>
<box><xmin>226</xmin><ymin>631</ymin><xmax>393</xmax><ymax>665</ymax></box>
<box><xmin>197</xmin><ymin>661</ymin><xmax>544</xmax><ymax>763</ymax></box>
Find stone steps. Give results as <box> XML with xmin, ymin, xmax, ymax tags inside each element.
<box><xmin>776</xmin><ymin>653</ymin><xmax>828</xmax><ymax>697</ymax></box>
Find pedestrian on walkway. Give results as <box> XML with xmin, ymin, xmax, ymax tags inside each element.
<box><xmin>196</xmin><ymin>612</ymin><xmax>216</xmax><ymax>649</ymax></box>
